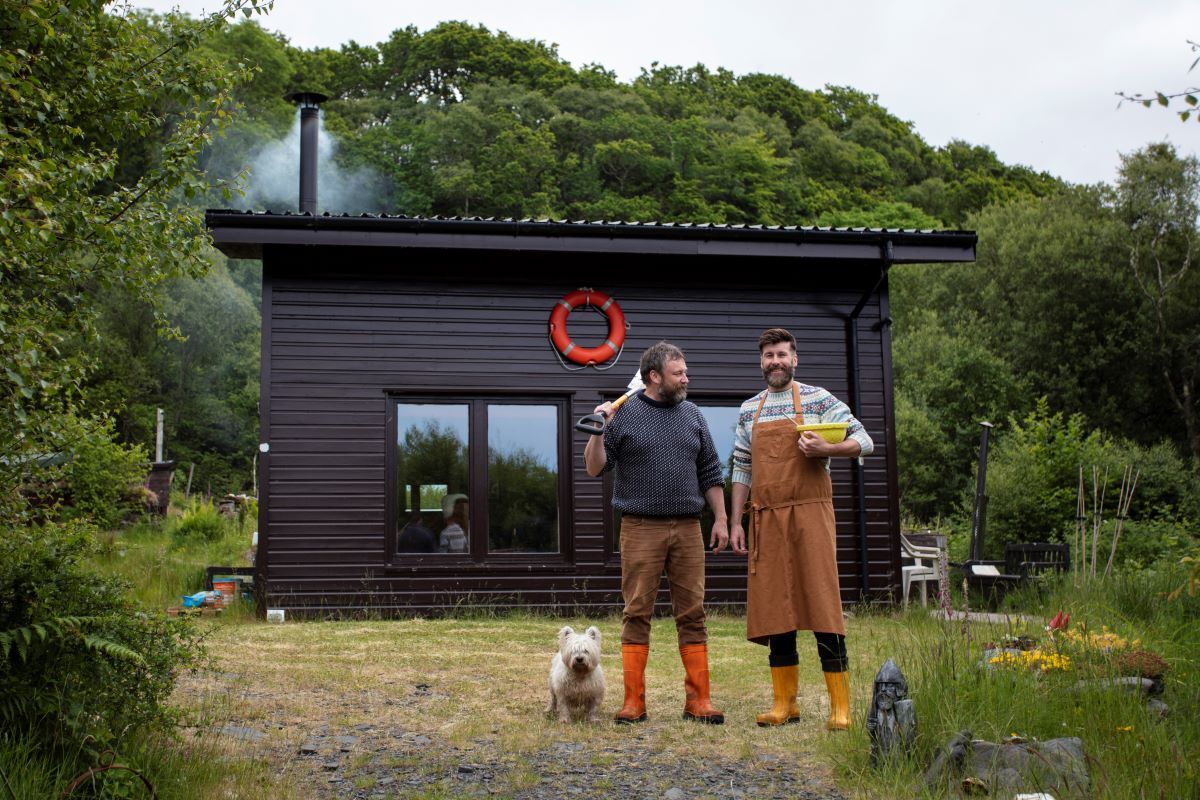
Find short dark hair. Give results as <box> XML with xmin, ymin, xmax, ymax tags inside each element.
<box><xmin>758</xmin><ymin>327</ymin><xmax>796</xmax><ymax>353</ymax></box>
<box><xmin>640</xmin><ymin>341</ymin><xmax>685</xmax><ymax>384</ymax></box>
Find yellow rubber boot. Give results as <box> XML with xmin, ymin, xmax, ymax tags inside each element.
<box><xmin>823</xmin><ymin>670</ymin><xmax>850</xmax><ymax>731</ymax></box>
<box><xmin>756</xmin><ymin>665</ymin><xmax>801</xmax><ymax>726</ymax></box>
<box><xmin>613</xmin><ymin>644</ymin><xmax>649</xmax><ymax>724</ymax></box>
<box><xmin>679</xmin><ymin>644</ymin><xmax>724</xmax><ymax>724</ymax></box>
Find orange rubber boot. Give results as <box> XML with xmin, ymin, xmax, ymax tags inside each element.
<box><xmin>756</xmin><ymin>665</ymin><xmax>801</xmax><ymax>726</ymax></box>
<box><xmin>679</xmin><ymin>643</ymin><xmax>724</xmax><ymax>724</ymax></box>
<box><xmin>824</xmin><ymin>670</ymin><xmax>851</xmax><ymax>731</ymax></box>
<box><xmin>614</xmin><ymin>644</ymin><xmax>649</xmax><ymax>724</ymax></box>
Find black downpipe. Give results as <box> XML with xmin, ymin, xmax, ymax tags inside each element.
<box><xmin>848</xmin><ymin>240</ymin><xmax>893</xmax><ymax>602</ymax></box>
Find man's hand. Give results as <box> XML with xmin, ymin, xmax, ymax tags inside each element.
<box><xmin>724</xmin><ymin>522</ymin><xmax>744</xmax><ymax>554</ymax></box>
<box><xmin>797</xmin><ymin>432</ymin><xmax>862</xmax><ymax>459</ymax></box>
<box><xmin>797</xmin><ymin>431</ymin><xmax>836</xmax><ymax>458</ymax></box>
<box><xmin>592</xmin><ymin>401</ymin><xmax>615</xmax><ymax>422</ymax></box>
<box><xmin>709</xmin><ymin>517</ymin><xmax>729</xmax><ymax>552</ymax></box>
<box><xmin>729</xmin><ymin>522</ymin><xmax>747</xmax><ymax>555</ymax></box>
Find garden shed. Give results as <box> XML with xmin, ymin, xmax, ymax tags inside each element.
<box><xmin>206</xmin><ymin>209</ymin><xmax>975</xmax><ymax>617</ymax></box>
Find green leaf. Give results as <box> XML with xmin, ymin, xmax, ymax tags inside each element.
<box><xmin>1156</xmin><ymin>92</ymin><xmax>1170</xmax><ymax>107</ymax></box>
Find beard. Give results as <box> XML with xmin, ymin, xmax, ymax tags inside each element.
<box><xmin>660</xmin><ymin>383</ymin><xmax>688</xmax><ymax>405</ymax></box>
<box><xmin>763</xmin><ymin>363</ymin><xmax>794</xmax><ymax>389</ymax></box>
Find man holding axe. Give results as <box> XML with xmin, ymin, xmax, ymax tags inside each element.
<box><xmin>583</xmin><ymin>341</ymin><xmax>729</xmax><ymax>724</ymax></box>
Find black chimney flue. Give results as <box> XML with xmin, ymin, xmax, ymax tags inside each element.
<box><xmin>285</xmin><ymin>92</ymin><xmax>328</xmax><ymax>215</ymax></box>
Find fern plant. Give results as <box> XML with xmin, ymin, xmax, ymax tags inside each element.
<box><xmin>0</xmin><ymin>616</ymin><xmax>145</xmax><ymax>665</ymax></box>
<box><xmin>1</xmin><ymin>521</ymin><xmax>204</xmax><ymax>753</ymax></box>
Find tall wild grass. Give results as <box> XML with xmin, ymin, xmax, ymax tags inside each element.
<box><xmin>94</xmin><ymin>498</ymin><xmax>255</xmax><ymax>611</ymax></box>
<box><xmin>825</xmin><ymin>564</ymin><xmax>1199</xmax><ymax>799</ymax></box>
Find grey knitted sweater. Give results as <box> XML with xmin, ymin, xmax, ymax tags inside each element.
<box><xmin>602</xmin><ymin>392</ymin><xmax>724</xmax><ymax>516</ymax></box>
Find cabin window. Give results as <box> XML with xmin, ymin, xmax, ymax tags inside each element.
<box><xmin>486</xmin><ymin>404</ymin><xmax>560</xmax><ymax>554</ymax></box>
<box><xmin>609</xmin><ymin>401</ymin><xmax>741</xmax><ymax>554</ymax></box>
<box><xmin>394</xmin><ymin>403</ymin><xmax>470</xmax><ymax>556</ymax></box>
<box><xmin>389</xmin><ymin>397</ymin><xmax>565</xmax><ymax>561</ymax></box>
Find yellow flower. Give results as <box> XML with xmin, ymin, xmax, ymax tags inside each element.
<box><xmin>1117</xmin><ymin>725</ymin><xmax>1134</xmax><ymax>732</ymax></box>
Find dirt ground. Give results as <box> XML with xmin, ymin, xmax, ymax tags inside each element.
<box><xmin>176</xmin><ymin>615</ymin><xmax>852</xmax><ymax>800</ymax></box>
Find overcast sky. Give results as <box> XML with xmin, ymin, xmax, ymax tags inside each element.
<box><xmin>136</xmin><ymin>0</ymin><xmax>1197</xmax><ymax>186</ymax></box>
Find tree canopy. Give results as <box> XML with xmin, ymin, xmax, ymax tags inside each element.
<box><xmin>194</xmin><ymin>19</ymin><xmax>1060</xmax><ymax>227</ymax></box>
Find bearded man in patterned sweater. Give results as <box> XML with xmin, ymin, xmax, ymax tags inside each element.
<box><xmin>584</xmin><ymin>341</ymin><xmax>728</xmax><ymax>724</ymax></box>
<box><xmin>729</xmin><ymin>327</ymin><xmax>873</xmax><ymax>730</ymax></box>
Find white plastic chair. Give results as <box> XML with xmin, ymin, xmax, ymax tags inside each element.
<box><xmin>901</xmin><ymin>532</ymin><xmax>944</xmax><ymax>606</ymax></box>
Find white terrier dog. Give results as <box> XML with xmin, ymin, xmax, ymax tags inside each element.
<box><xmin>546</xmin><ymin>625</ymin><xmax>605</xmax><ymax>723</ymax></box>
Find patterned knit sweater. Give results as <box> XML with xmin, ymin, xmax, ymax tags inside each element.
<box><xmin>732</xmin><ymin>382</ymin><xmax>874</xmax><ymax>486</ymax></box>
<box><xmin>602</xmin><ymin>391</ymin><xmax>725</xmax><ymax>516</ymax></box>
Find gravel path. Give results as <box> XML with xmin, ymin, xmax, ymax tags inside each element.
<box><xmin>195</xmin><ymin>673</ymin><xmax>849</xmax><ymax>799</ymax></box>
<box><xmin>287</xmin><ymin>722</ymin><xmax>847</xmax><ymax>800</ymax></box>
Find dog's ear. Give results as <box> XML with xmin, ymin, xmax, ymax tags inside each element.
<box><xmin>585</xmin><ymin>626</ymin><xmax>601</xmax><ymax>644</ymax></box>
<box><xmin>558</xmin><ymin>625</ymin><xmax>574</xmax><ymax>643</ymax></box>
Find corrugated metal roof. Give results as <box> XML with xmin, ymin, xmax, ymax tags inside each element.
<box><xmin>208</xmin><ymin>208</ymin><xmax>969</xmax><ymax>235</ymax></box>
<box><xmin>204</xmin><ymin>209</ymin><xmax>977</xmax><ymax>262</ymax></box>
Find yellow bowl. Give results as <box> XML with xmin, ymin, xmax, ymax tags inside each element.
<box><xmin>795</xmin><ymin>422</ymin><xmax>848</xmax><ymax>443</ymax></box>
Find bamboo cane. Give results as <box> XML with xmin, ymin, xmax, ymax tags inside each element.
<box><xmin>1104</xmin><ymin>466</ymin><xmax>1140</xmax><ymax>579</ymax></box>
<box><xmin>1103</xmin><ymin>465</ymin><xmax>1129</xmax><ymax>579</ymax></box>
<box><xmin>1092</xmin><ymin>466</ymin><xmax>1109</xmax><ymax>579</ymax></box>
<box><xmin>1075</xmin><ymin>466</ymin><xmax>1085</xmax><ymax>581</ymax></box>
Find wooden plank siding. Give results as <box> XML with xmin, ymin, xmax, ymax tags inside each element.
<box><xmin>255</xmin><ymin>247</ymin><xmax>904</xmax><ymax>616</ymax></box>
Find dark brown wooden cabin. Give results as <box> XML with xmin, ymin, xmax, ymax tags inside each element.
<box><xmin>206</xmin><ymin>211</ymin><xmax>976</xmax><ymax>618</ymax></box>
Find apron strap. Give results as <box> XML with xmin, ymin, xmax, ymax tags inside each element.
<box><xmin>751</xmin><ymin>382</ymin><xmax>805</xmax><ymax>427</ymax></box>
<box><xmin>747</xmin><ymin>382</ymin><xmax>808</xmax><ymax>575</ymax></box>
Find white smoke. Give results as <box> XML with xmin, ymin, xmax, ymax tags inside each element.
<box><xmin>238</xmin><ymin>111</ymin><xmax>385</xmax><ymax>214</ymax></box>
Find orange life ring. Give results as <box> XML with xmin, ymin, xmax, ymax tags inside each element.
<box><xmin>548</xmin><ymin>289</ymin><xmax>627</xmax><ymax>366</ymax></box>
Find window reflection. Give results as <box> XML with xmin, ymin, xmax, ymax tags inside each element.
<box><xmin>487</xmin><ymin>404</ymin><xmax>559</xmax><ymax>553</ymax></box>
<box><xmin>395</xmin><ymin>404</ymin><xmax>469</xmax><ymax>556</ymax></box>
<box><xmin>698</xmin><ymin>405</ymin><xmax>739</xmax><ymax>543</ymax></box>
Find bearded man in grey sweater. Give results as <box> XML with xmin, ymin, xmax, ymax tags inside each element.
<box><xmin>584</xmin><ymin>341</ymin><xmax>728</xmax><ymax>725</ymax></box>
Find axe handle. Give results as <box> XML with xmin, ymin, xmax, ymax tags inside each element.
<box><xmin>574</xmin><ymin>388</ymin><xmax>638</xmax><ymax>436</ymax></box>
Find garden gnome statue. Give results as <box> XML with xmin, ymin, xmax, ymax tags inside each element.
<box><xmin>867</xmin><ymin>658</ymin><xmax>916</xmax><ymax>765</ymax></box>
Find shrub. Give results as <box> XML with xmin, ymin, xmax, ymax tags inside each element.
<box><xmin>981</xmin><ymin>400</ymin><xmax>1105</xmax><ymax>555</ymax></box>
<box><xmin>0</xmin><ymin>521</ymin><xmax>203</xmax><ymax>752</ymax></box>
<box><xmin>170</xmin><ymin>498</ymin><xmax>225</xmax><ymax>542</ymax></box>
<box><xmin>61</xmin><ymin>415</ymin><xmax>149</xmax><ymax>529</ymax></box>
<box><xmin>981</xmin><ymin>400</ymin><xmax>1198</xmax><ymax>561</ymax></box>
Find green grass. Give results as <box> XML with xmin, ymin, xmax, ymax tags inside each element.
<box><xmin>0</xmin><ymin>726</ymin><xmax>300</xmax><ymax>800</ymax></box>
<box><xmin>94</xmin><ymin>499</ymin><xmax>255</xmax><ymax>611</ymax></box>
<box><xmin>85</xmin><ymin>517</ymin><xmax>1200</xmax><ymax>798</ymax></box>
<box><xmin>821</xmin><ymin>565</ymin><xmax>1200</xmax><ymax>799</ymax></box>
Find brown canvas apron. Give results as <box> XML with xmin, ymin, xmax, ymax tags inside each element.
<box><xmin>745</xmin><ymin>383</ymin><xmax>845</xmax><ymax>644</ymax></box>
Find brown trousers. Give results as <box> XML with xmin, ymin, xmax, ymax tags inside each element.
<box><xmin>618</xmin><ymin>515</ymin><xmax>708</xmax><ymax>646</ymax></box>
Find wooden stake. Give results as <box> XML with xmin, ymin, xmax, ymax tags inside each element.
<box><xmin>1104</xmin><ymin>466</ymin><xmax>1139</xmax><ymax>579</ymax></box>
<box><xmin>1075</xmin><ymin>466</ymin><xmax>1085</xmax><ymax>581</ymax></box>
<box><xmin>1091</xmin><ymin>466</ymin><xmax>1109</xmax><ymax>579</ymax></box>
<box><xmin>185</xmin><ymin>462</ymin><xmax>195</xmax><ymax>499</ymax></box>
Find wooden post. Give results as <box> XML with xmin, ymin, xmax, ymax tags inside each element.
<box><xmin>185</xmin><ymin>463</ymin><xmax>195</xmax><ymax>499</ymax></box>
